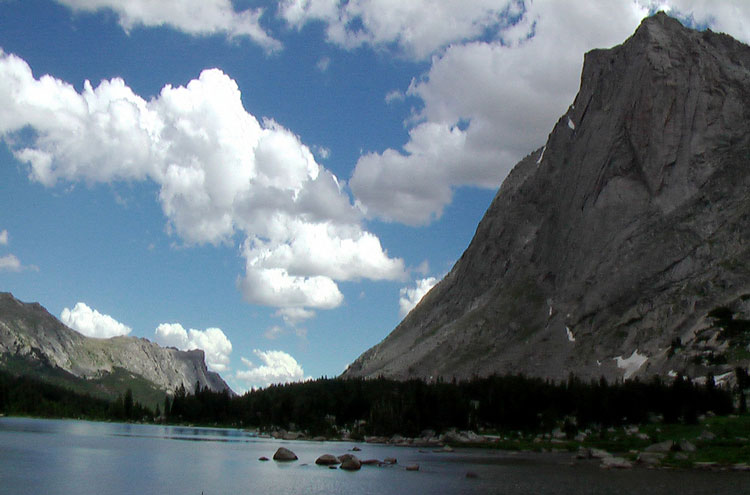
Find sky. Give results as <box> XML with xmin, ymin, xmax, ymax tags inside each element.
<box><xmin>1</xmin><ymin>0</ymin><xmax>749</xmax><ymax>393</ymax></box>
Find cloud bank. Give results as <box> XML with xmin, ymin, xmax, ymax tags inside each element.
<box><xmin>348</xmin><ymin>1</ymin><xmax>654</xmax><ymax>225</ymax></box>
<box><xmin>281</xmin><ymin>1</ymin><xmax>750</xmax><ymax>227</ymax></box>
<box><xmin>0</xmin><ymin>50</ymin><xmax>404</xmax><ymax>313</ymax></box>
<box><xmin>54</xmin><ymin>0</ymin><xmax>280</xmax><ymax>51</ymax></box>
<box><xmin>280</xmin><ymin>0</ymin><xmax>526</xmax><ymax>60</ymax></box>
<box><xmin>154</xmin><ymin>323</ymin><xmax>232</xmax><ymax>372</ymax></box>
<box><xmin>61</xmin><ymin>302</ymin><xmax>132</xmax><ymax>338</ymax></box>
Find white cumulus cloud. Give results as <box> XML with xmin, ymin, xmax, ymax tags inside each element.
<box><xmin>235</xmin><ymin>349</ymin><xmax>307</xmax><ymax>389</ymax></box>
<box><xmin>350</xmin><ymin>1</ymin><xmax>651</xmax><ymax>225</ymax></box>
<box><xmin>399</xmin><ymin>276</ymin><xmax>438</xmax><ymax>317</ymax></box>
<box><xmin>347</xmin><ymin>1</ymin><xmax>750</xmax><ymax>226</ymax></box>
<box><xmin>0</xmin><ymin>254</ymin><xmax>22</xmax><ymax>272</ymax></box>
<box><xmin>0</xmin><ymin>50</ymin><xmax>405</xmax><ymax>313</ymax></box>
<box><xmin>154</xmin><ymin>323</ymin><xmax>233</xmax><ymax>372</ymax></box>
<box><xmin>61</xmin><ymin>302</ymin><xmax>132</xmax><ymax>338</ymax></box>
<box><xmin>649</xmin><ymin>0</ymin><xmax>750</xmax><ymax>43</ymax></box>
<box><xmin>274</xmin><ymin>307</ymin><xmax>316</xmax><ymax>326</ymax></box>
<box><xmin>54</xmin><ymin>0</ymin><xmax>280</xmax><ymax>52</ymax></box>
<box><xmin>279</xmin><ymin>0</ymin><xmax>526</xmax><ymax>60</ymax></box>
<box><xmin>0</xmin><ymin>229</ymin><xmax>8</xmax><ymax>245</ymax></box>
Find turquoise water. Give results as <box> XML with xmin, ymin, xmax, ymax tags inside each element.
<box><xmin>0</xmin><ymin>417</ymin><xmax>748</xmax><ymax>494</ymax></box>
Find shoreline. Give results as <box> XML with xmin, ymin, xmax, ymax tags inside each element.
<box><xmin>3</xmin><ymin>413</ymin><xmax>749</xmax><ymax>471</ymax></box>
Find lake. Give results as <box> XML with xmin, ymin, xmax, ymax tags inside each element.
<box><xmin>0</xmin><ymin>417</ymin><xmax>748</xmax><ymax>494</ymax></box>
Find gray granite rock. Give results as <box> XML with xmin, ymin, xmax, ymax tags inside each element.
<box><xmin>343</xmin><ymin>12</ymin><xmax>750</xmax><ymax>383</ymax></box>
<box><xmin>0</xmin><ymin>292</ymin><xmax>232</xmax><ymax>395</ymax></box>
<box><xmin>272</xmin><ymin>447</ymin><xmax>298</xmax><ymax>461</ymax></box>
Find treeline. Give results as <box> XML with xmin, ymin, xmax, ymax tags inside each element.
<box><xmin>165</xmin><ymin>373</ymin><xmax>737</xmax><ymax>437</ymax></box>
<box><xmin>1</xmin><ymin>368</ymin><xmax>740</xmax><ymax>436</ymax></box>
<box><xmin>0</xmin><ymin>369</ymin><xmax>153</xmax><ymax>421</ymax></box>
<box><xmin>0</xmin><ymin>369</ymin><xmax>112</xmax><ymax>419</ymax></box>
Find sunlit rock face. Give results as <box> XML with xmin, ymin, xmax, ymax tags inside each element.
<box><xmin>0</xmin><ymin>292</ymin><xmax>232</xmax><ymax>394</ymax></box>
<box><xmin>344</xmin><ymin>13</ymin><xmax>750</xmax><ymax>383</ymax></box>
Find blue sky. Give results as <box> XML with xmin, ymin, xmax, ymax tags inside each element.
<box><xmin>1</xmin><ymin>0</ymin><xmax>747</xmax><ymax>392</ymax></box>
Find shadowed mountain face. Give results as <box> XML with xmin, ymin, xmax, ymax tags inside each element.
<box><xmin>344</xmin><ymin>13</ymin><xmax>750</xmax><ymax>383</ymax></box>
<box><xmin>0</xmin><ymin>292</ymin><xmax>232</xmax><ymax>397</ymax></box>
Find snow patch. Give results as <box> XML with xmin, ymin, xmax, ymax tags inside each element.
<box><xmin>614</xmin><ymin>350</ymin><xmax>647</xmax><ymax>379</ymax></box>
<box><xmin>566</xmin><ymin>326</ymin><xmax>575</xmax><ymax>342</ymax></box>
<box><xmin>567</xmin><ymin>117</ymin><xmax>575</xmax><ymax>130</ymax></box>
<box><xmin>715</xmin><ymin>371</ymin><xmax>734</xmax><ymax>387</ymax></box>
<box><xmin>536</xmin><ymin>146</ymin><xmax>546</xmax><ymax>165</ymax></box>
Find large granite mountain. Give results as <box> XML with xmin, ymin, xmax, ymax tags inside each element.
<box><xmin>0</xmin><ymin>292</ymin><xmax>232</xmax><ymax>401</ymax></box>
<box><xmin>344</xmin><ymin>13</ymin><xmax>750</xmax><ymax>383</ymax></box>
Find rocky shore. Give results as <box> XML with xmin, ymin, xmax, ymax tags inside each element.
<box><xmin>254</xmin><ymin>414</ymin><xmax>750</xmax><ymax>471</ymax></box>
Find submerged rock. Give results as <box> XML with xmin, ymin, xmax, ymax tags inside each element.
<box><xmin>315</xmin><ymin>454</ymin><xmax>340</xmax><ymax>466</ymax></box>
<box><xmin>679</xmin><ymin>440</ymin><xmax>697</xmax><ymax>452</ymax></box>
<box><xmin>600</xmin><ymin>456</ymin><xmax>633</xmax><ymax>469</ymax></box>
<box><xmin>589</xmin><ymin>448</ymin><xmax>612</xmax><ymax>459</ymax></box>
<box><xmin>636</xmin><ymin>452</ymin><xmax>665</xmax><ymax>466</ymax></box>
<box><xmin>282</xmin><ymin>431</ymin><xmax>304</xmax><ymax>441</ymax></box>
<box><xmin>698</xmin><ymin>431</ymin><xmax>716</xmax><ymax>441</ymax></box>
<box><xmin>645</xmin><ymin>441</ymin><xmax>674</xmax><ymax>453</ymax></box>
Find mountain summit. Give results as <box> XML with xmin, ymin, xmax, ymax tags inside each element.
<box><xmin>344</xmin><ymin>13</ymin><xmax>750</xmax><ymax>383</ymax></box>
<box><xmin>0</xmin><ymin>292</ymin><xmax>232</xmax><ymax>400</ymax></box>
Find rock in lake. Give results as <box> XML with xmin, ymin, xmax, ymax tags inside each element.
<box><xmin>645</xmin><ymin>440</ymin><xmax>674</xmax><ymax>453</ymax></box>
<box><xmin>679</xmin><ymin>440</ymin><xmax>697</xmax><ymax>452</ymax></box>
<box><xmin>588</xmin><ymin>448</ymin><xmax>611</xmax><ymax>459</ymax></box>
<box><xmin>405</xmin><ymin>464</ymin><xmax>420</xmax><ymax>471</ymax></box>
<box><xmin>600</xmin><ymin>456</ymin><xmax>632</xmax><ymax>469</ymax></box>
<box><xmin>636</xmin><ymin>452</ymin><xmax>665</xmax><ymax>466</ymax></box>
<box><xmin>258</xmin><ymin>456</ymin><xmax>270</xmax><ymax>461</ymax></box>
<box><xmin>698</xmin><ymin>431</ymin><xmax>716</xmax><ymax>441</ymax></box>
<box><xmin>273</xmin><ymin>447</ymin><xmax>298</xmax><ymax>461</ymax></box>
<box><xmin>282</xmin><ymin>431</ymin><xmax>304</xmax><ymax>440</ymax></box>
<box><xmin>339</xmin><ymin>454</ymin><xmax>361</xmax><ymax>471</ymax></box>
<box><xmin>315</xmin><ymin>454</ymin><xmax>340</xmax><ymax>466</ymax></box>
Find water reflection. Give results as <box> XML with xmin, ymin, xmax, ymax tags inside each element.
<box><xmin>110</xmin><ymin>423</ymin><xmax>259</xmax><ymax>443</ymax></box>
<box><xmin>1</xmin><ymin>417</ymin><xmax>748</xmax><ymax>495</ymax></box>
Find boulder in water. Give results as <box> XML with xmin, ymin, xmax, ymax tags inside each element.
<box><xmin>272</xmin><ymin>447</ymin><xmax>298</xmax><ymax>461</ymax></box>
<box><xmin>315</xmin><ymin>454</ymin><xmax>340</xmax><ymax>466</ymax></box>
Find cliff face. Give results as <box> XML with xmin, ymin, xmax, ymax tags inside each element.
<box><xmin>0</xmin><ymin>292</ymin><xmax>231</xmax><ymax>394</ymax></box>
<box><xmin>345</xmin><ymin>13</ymin><xmax>750</xmax><ymax>383</ymax></box>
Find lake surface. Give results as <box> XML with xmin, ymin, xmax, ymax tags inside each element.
<box><xmin>1</xmin><ymin>417</ymin><xmax>748</xmax><ymax>494</ymax></box>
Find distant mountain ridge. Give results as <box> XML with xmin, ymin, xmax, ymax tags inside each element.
<box><xmin>344</xmin><ymin>13</ymin><xmax>750</xmax><ymax>383</ymax></box>
<box><xmin>0</xmin><ymin>292</ymin><xmax>232</xmax><ymax>400</ymax></box>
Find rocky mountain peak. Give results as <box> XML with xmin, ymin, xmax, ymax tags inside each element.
<box><xmin>344</xmin><ymin>13</ymin><xmax>750</xmax><ymax>384</ymax></box>
<box><xmin>0</xmin><ymin>292</ymin><xmax>232</xmax><ymax>396</ymax></box>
